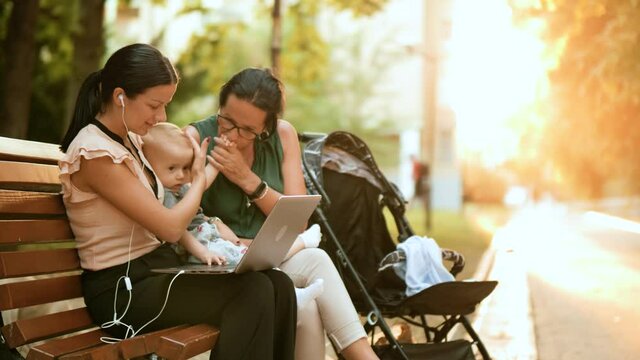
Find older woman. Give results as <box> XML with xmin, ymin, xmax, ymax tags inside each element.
<box><xmin>186</xmin><ymin>67</ymin><xmax>379</xmax><ymax>360</ymax></box>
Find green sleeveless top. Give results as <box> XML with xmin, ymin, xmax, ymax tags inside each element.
<box><xmin>191</xmin><ymin>115</ymin><xmax>285</xmax><ymax>238</ymax></box>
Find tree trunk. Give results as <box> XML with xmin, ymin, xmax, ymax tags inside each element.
<box><xmin>62</xmin><ymin>0</ymin><xmax>104</xmax><ymax>141</ymax></box>
<box><xmin>270</xmin><ymin>0</ymin><xmax>282</xmax><ymax>77</ymax></box>
<box><xmin>0</xmin><ymin>0</ymin><xmax>39</xmax><ymax>139</ymax></box>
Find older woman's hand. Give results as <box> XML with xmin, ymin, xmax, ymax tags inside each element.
<box><xmin>210</xmin><ymin>136</ymin><xmax>256</xmax><ymax>190</ymax></box>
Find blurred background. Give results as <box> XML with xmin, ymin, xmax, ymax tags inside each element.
<box><xmin>2</xmin><ymin>0</ymin><xmax>640</xmax><ymax>277</ymax></box>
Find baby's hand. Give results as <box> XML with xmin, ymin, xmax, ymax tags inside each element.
<box><xmin>186</xmin><ymin>132</ymin><xmax>210</xmax><ymax>187</ymax></box>
<box><xmin>197</xmin><ymin>250</ymin><xmax>227</xmax><ymax>266</ymax></box>
<box><xmin>224</xmin><ymin>237</ymin><xmax>243</xmax><ymax>247</ymax></box>
<box><xmin>204</xmin><ymin>155</ymin><xmax>219</xmax><ymax>187</ymax></box>
<box><xmin>214</xmin><ymin>219</ymin><xmax>241</xmax><ymax>245</ymax></box>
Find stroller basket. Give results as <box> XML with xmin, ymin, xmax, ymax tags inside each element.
<box><xmin>376</xmin><ymin>340</ymin><xmax>475</xmax><ymax>360</ymax></box>
<box><xmin>299</xmin><ymin>131</ymin><xmax>497</xmax><ymax>360</ymax></box>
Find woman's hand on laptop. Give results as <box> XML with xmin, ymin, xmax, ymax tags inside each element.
<box><xmin>179</xmin><ymin>231</ymin><xmax>227</xmax><ymax>266</ymax></box>
<box><xmin>195</xmin><ymin>249</ymin><xmax>227</xmax><ymax>266</ymax></box>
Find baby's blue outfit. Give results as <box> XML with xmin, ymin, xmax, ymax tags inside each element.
<box><xmin>164</xmin><ymin>184</ymin><xmax>246</xmax><ymax>264</ymax></box>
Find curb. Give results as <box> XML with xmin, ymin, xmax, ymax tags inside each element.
<box><xmin>449</xmin><ymin>238</ymin><xmax>497</xmax><ymax>341</ymax></box>
<box><xmin>472</xmin><ymin>240</ymin><xmax>498</xmax><ymax>282</ymax></box>
<box><xmin>450</xmin><ymin>224</ymin><xmax>539</xmax><ymax>360</ymax></box>
<box><xmin>468</xmin><ymin>226</ymin><xmax>538</xmax><ymax>360</ymax></box>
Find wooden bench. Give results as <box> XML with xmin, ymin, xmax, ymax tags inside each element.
<box><xmin>0</xmin><ymin>136</ymin><xmax>219</xmax><ymax>360</ymax></box>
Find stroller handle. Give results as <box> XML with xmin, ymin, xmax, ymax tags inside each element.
<box><xmin>442</xmin><ymin>248</ymin><xmax>466</xmax><ymax>277</ymax></box>
<box><xmin>298</xmin><ymin>132</ymin><xmax>325</xmax><ymax>143</ymax></box>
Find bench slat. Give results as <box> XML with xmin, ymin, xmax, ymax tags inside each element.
<box><xmin>0</xmin><ymin>275</ymin><xmax>82</xmax><ymax>310</ymax></box>
<box><xmin>0</xmin><ymin>136</ymin><xmax>62</xmax><ymax>165</ymax></box>
<box><xmin>0</xmin><ymin>190</ymin><xmax>65</xmax><ymax>217</ymax></box>
<box><xmin>2</xmin><ymin>307</ymin><xmax>94</xmax><ymax>348</ymax></box>
<box><xmin>27</xmin><ymin>329</ymin><xmax>106</xmax><ymax>360</ymax></box>
<box><xmin>58</xmin><ymin>343</ymin><xmax>119</xmax><ymax>360</ymax></box>
<box><xmin>156</xmin><ymin>324</ymin><xmax>220</xmax><ymax>360</ymax></box>
<box><xmin>56</xmin><ymin>325</ymin><xmax>194</xmax><ymax>360</ymax></box>
<box><xmin>118</xmin><ymin>325</ymin><xmax>190</xmax><ymax>359</ymax></box>
<box><xmin>0</xmin><ymin>219</ymin><xmax>73</xmax><ymax>245</ymax></box>
<box><xmin>0</xmin><ymin>161</ymin><xmax>61</xmax><ymax>191</ymax></box>
<box><xmin>0</xmin><ymin>249</ymin><xmax>80</xmax><ymax>278</ymax></box>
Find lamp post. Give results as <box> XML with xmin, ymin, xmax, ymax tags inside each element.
<box><xmin>405</xmin><ymin>39</ymin><xmax>436</xmax><ymax>231</ymax></box>
<box><xmin>419</xmin><ymin>0</ymin><xmax>457</xmax><ymax>229</ymax></box>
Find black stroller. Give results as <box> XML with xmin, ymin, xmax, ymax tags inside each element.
<box><xmin>299</xmin><ymin>131</ymin><xmax>498</xmax><ymax>360</ymax></box>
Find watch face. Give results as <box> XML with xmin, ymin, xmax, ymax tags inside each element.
<box><xmin>249</xmin><ymin>181</ymin><xmax>267</xmax><ymax>200</ymax></box>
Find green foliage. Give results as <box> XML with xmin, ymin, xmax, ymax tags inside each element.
<box><xmin>0</xmin><ymin>1</ymin><xmax>11</xmax><ymax>42</ymax></box>
<box><xmin>0</xmin><ymin>0</ymin><xmax>12</xmax><ymax>102</ymax></box>
<box><xmin>3</xmin><ymin>0</ymin><xmax>394</xmax><ymax>149</ymax></box>
<box><xmin>277</xmin><ymin>0</ymin><xmax>336</xmax><ymax>135</ymax></box>
<box><xmin>510</xmin><ymin>0</ymin><xmax>640</xmax><ymax>198</ymax></box>
<box><xmin>326</xmin><ymin>0</ymin><xmax>389</xmax><ymax>16</ymax></box>
<box><xmin>169</xmin><ymin>0</ymin><xmax>397</xmax><ymax>159</ymax></box>
<box><xmin>281</xmin><ymin>1</ymin><xmax>330</xmax><ymax>93</ymax></box>
<box><xmin>27</xmin><ymin>0</ymin><xmax>78</xmax><ymax>143</ymax></box>
<box><xmin>327</xmin><ymin>28</ymin><xmax>404</xmax><ymax>165</ymax></box>
<box><xmin>169</xmin><ymin>22</ymin><xmax>256</xmax><ymax>126</ymax></box>
<box><xmin>264</xmin><ymin>0</ymin><xmax>398</xmax><ymax>165</ymax></box>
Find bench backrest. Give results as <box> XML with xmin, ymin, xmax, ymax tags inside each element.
<box><xmin>0</xmin><ymin>135</ymin><xmax>105</xmax><ymax>354</ymax></box>
<box><xmin>0</xmin><ymin>136</ymin><xmax>221</xmax><ymax>360</ymax></box>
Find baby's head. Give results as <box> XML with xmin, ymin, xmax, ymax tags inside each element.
<box><xmin>142</xmin><ymin>122</ymin><xmax>193</xmax><ymax>192</ymax></box>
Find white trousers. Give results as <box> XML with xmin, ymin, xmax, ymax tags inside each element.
<box><xmin>280</xmin><ymin>248</ymin><xmax>366</xmax><ymax>360</ymax></box>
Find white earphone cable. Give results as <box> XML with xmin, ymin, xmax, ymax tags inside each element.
<box><xmin>99</xmin><ymin>225</ymin><xmax>185</xmax><ymax>343</ymax></box>
<box><xmin>132</xmin><ymin>270</ymin><xmax>185</xmax><ymax>337</ymax></box>
<box><xmin>121</xmin><ymin>97</ymin><xmax>130</xmax><ymax>134</ymax></box>
<box><xmin>100</xmin><ymin>102</ymin><xmax>180</xmax><ymax>343</ymax></box>
<box><xmin>100</xmin><ymin>224</ymin><xmax>135</xmax><ymax>343</ymax></box>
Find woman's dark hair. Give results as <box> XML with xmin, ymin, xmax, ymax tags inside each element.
<box><xmin>60</xmin><ymin>43</ymin><xmax>179</xmax><ymax>152</ymax></box>
<box><xmin>219</xmin><ymin>68</ymin><xmax>284</xmax><ymax>137</ymax></box>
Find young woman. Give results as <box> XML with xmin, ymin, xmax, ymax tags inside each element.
<box><xmin>59</xmin><ymin>44</ymin><xmax>296</xmax><ymax>360</ymax></box>
<box><xmin>186</xmin><ymin>67</ymin><xmax>380</xmax><ymax>360</ymax></box>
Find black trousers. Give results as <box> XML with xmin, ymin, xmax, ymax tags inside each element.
<box><xmin>82</xmin><ymin>244</ymin><xmax>296</xmax><ymax>360</ymax></box>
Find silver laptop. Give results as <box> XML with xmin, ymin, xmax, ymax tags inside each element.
<box><xmin>152</xmin><ymin>194</ymin><xmax>321</xmax><ymax>275</ymax></box>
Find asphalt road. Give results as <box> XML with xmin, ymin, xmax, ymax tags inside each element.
<box><xmin>513</xmin><ymin>205</ymin><xmax>640</xmax><ymax>360</ymax></box>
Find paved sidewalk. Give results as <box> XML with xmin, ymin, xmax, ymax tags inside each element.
<box><xmin>468</xmin><ymin>227</ymin><xmax>537</xmax><ymax>360</ymax></box>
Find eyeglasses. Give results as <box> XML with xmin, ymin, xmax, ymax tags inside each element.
<box><xmin>217</xmin><ymin>114</ymin><xmax>262</xmax><ymax>140</ymax></box>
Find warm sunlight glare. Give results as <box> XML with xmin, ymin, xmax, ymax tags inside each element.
<box><xmin>444</xmin><ymin>0</ymin><xmax>546</xmax><ymax>166</ymax></box>
<box><xmin>583</xmin><ymin>211</ymin><xmax>640</xmax><ymax>234</ymax></box>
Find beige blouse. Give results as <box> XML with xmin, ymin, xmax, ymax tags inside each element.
<box><xmin>59</xmin><ymin>123</ymin><xmax>165</xmax><ymax>271</ymax></box>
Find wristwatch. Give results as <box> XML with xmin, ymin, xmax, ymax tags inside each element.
<box><xmin>248</xmin><ymin>180</ymin><xmax>268</xmax><ymax>201</ymax></box>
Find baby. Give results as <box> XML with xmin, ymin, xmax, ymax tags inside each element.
<box><xmin>142</xmin><ymin>122</ymin><xmax>323</xmax><ymax>306</ymax></box>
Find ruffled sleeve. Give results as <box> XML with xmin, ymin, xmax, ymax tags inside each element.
<box><xmin>59</xmin><ymin>125</ymin><xmax>136</xmax><ymax>203</ymax></box>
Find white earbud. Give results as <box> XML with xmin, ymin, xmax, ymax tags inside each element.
<box><xmin>118</xmin><ymin>93</ymin><xmax>129</xmax><ymax>133</ymax></box>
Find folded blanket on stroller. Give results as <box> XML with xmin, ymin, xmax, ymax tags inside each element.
<box><xmin>385</xmin><ymin>236</ymin><xmax>455</xmax><ymax>296</ymax></box>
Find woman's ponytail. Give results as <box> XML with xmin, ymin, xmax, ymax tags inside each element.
<box><xmin>60</xmin><ymin>70</ymin><xmax>103</xmax><ymax>152</ymax></box>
